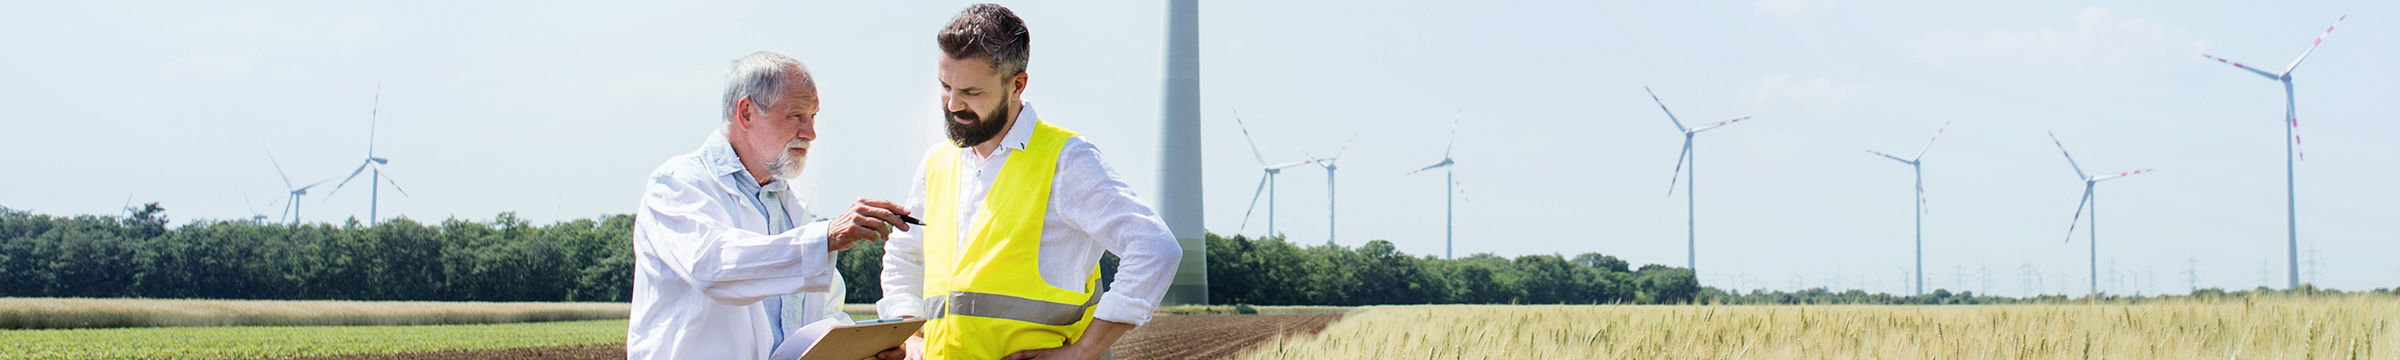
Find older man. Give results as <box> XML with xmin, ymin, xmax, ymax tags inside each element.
<box><xmin>877</xmin><ymin>4</ymin><xmax>1184</xmax><ymax>360</ymax></box>
<box><xmin>629</xmin><ymin>51</ymin><xmax>915</xmax><ymax>360</ymax></box>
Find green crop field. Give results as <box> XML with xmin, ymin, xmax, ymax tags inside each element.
<box><xmin>0</xmin><ymin>298</ymin><xmax>629</xmax><ymax>330</ymax></box>
<box><xmin>0</xmin><ymin>319</ymin><xmax>626</xmax><ymax>359</ymax></box>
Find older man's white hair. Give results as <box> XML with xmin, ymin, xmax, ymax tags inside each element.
<box><xmin>721</xmin><ymin>51</ymin><xmax>815</xmax><ymax>123</ymax></box>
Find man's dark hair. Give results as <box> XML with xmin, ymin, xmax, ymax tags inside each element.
<box><xmin>938</xmin><ymin>3</ymin><xmax>1030</xmax><ymax>76</ymax></box>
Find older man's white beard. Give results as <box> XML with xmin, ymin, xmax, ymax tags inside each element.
<box><xmin>767</xmin><ymin>139</ymin><xmax>808</xmax><ymax>181</ymax></box>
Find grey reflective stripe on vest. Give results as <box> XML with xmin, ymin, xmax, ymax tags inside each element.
<box><xmin>924</xmin><ymin>291</ymin><xmax>1101</xmax><ymax>326</ymax></box>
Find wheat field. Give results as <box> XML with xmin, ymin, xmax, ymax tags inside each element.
<box><xmin>1241</xmin><ymin>296</ymin><xmax>2398</xmax><ymax>359</ymax></box>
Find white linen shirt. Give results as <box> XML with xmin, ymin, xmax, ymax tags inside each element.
<box><xmin>628</xmin><ymin>129</ymin><xmax>849</xmax><ymax>360</ymax></box>
<box><xmin>877</xmin><ymin>102</ymin><xmax>1184</xmax><ymax>326</ymax></box>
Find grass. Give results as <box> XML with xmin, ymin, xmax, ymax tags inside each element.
<box><xmin>1239</xmin><ymin>295</ymin><xmax>2400</xmax><ymax>359</ymax></box>
<box><xmin>0</xmin><ymin>298</ymin><xmax>628</xmax><ymax>329</ymax></box>
<box><xmin>0</xmin><ymin>319</ymin><xmax>626</xmax><ymax>359</ymax></box>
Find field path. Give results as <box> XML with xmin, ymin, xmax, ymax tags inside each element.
<box><xmin>1110</xmin><ymin>314</ymin><xmax>1343</xmax><ymax>360</ymax></box>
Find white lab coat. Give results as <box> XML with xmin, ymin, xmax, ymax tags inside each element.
<box><xmin>628</xmin><ymin>130</ymin><xmax>850</xmax><ymax>360</ymax></box>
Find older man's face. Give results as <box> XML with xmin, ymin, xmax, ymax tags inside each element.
<box><xmin>741</xmin><ymin>75</ymin><xmax>818</xmax><ymax>181</ymax></box>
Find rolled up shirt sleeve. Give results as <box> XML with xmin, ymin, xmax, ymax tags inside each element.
<box><xmin>638</xmin><ymin>173</ymin><xmax>833</xmax><ymax>306</ymax></box>
<box><xmin>1057</xmin><ymin>140</ymin><xmax>1183</xmax><ymax>326</ymax></box>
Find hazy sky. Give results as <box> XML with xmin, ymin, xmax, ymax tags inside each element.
<box><xmin>3</xmin><ymin>0</ymin><xmax>2394</xmax><ymax>297</ymax></box>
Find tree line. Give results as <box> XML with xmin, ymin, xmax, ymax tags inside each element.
<box><xmin>10</xmin><ymin>204</ymin><xmax>2384</xmax><ymax>304</ymax></box>
<box><xmin>0</xmin><ymin>204</ymin><xmax>633</xmax><ymax>302</ymax></box>
<box><xmin>0</xmin><ymin>205</ymin><xmax>1700</xmax><ymax>305</ymax></box>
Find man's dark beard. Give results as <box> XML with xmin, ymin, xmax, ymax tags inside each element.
<box><xmin>946</xmin><ymin>100</ymin><xmax>1012</xmax><ymax>148</ymax></box>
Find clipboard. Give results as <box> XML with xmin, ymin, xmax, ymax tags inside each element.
<box><xmin>771</xmin><ymin>317</ymin><xmax>929</xmax><ymax>360</ymax></box>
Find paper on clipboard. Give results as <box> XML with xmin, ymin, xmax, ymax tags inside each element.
<box><xmin>770</xmin><ymin>317</ymin><xmax>929</xmax><ymax>360</ymax></box>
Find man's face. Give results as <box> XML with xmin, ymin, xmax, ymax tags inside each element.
<box><xmin>938</xmin><ymin>56</ymin><xmax>1022</xmax><ymax>148</ymax></box>
<box><xmin>738</xmin><ymin>75</ymin><xmax>818</xmax><ymax>181</ymax></box>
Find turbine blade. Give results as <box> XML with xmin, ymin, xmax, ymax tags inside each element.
<box><xmin>1691</xmin><ymin>117</ymin><xmax>1751</xmax><ymax>133</ymax></box>
<box><xmin>1239</xmin><ymin>174</ymin><xmax>1267</xmax><ymax>233</ymax></box>
<box><xmin>368</xmin><ymin>83</ymin><xmax>381</xmax><ymax>156</ymax></box>
<box><xmin>2202</xmin><ymin>53</ymin><xmax>2282</xmax><ymax>80</ymax></box>
<box><xmin>1445</xmin><ymin>108</ymin><xmax>1461</xmax><ymax>157</ymax></box>
<box><xmin>1667</xmin><ymin>140</ymin><xmax>1691</xmax><ymax>197</ymax></box>
<box><xmin>268</xmin><ymin>150</ymin><xmax>294</xmax><ymax>189</ymax></box>
<box><xmin>1233</xmin><ymin>109</ymin><xmax>1269</xmax><ymax>166</ymax></box>
<box><xmin>1407</xmin><ymin>159</ymin><xmax>1453</xmax><ymax>175</ymax></box>
<box><xmin>2064</xmin><ymin>186</ymin><xmax>2093</xmax><ymax>243</ymax></box>
<box><xmin>298</xmin><ymin>177</ymin><xmax>336</xmax><ymax>193</ymax></box>
<box><xmin>2090</xmin><ymin>169</ymin><xmax>2154</xmax><ymax>182</ymax></box>
<box><xmin>1267</xmin><ymin>160</ymin><xmax>1315</xmax><ymax>170</ymax></box>
<box><xmin>1453</xmin><ymin>175</ymin><xmax>1470</xmax><ymax>204</ymax></box>
<box><xmin>241</xmin><ymin>189</ymin><xmax>259</xmax><ymax>214</ymax></box>
<box><xmin>1331</xmin><ymin>131</ymin><xmax>1359</xmax><ymax>160</ymax></box>
<box><xmin>2290</xmin><ymin>94</ymin><xmax>2306</xmax><ymax>163</ymax></box>
<box><xmin>326</xmin><ymin>161</ymin><xmax>373</xmax><ymax>197</ymax></box>
<box><xmin>1913</xmin><ymin>120</ymin><xmax>1952</xmax><ymax>160</ymax></box>
<box><xmin>1645</xmin><ymin>86</ymin><xmax>1688</xmax><ymax>132</ymax></box>
<box><xmin>2283</xmin><ymin>14</ymin><xmax>2346</xmax><ymax>75</ymax></box>
<box><xmin>1866</xmin><ymin>150</ymin><xmax>1911</xmax><ymax>164</ymax></box>
<box><xmin>2046</xmin><ymin>131</ymin><xmax>2088</xmax><ymax>180</ymax></box>
<box><xmin>374</xmin><ymin>164</ymin><xmax>410</xmax><ymax>197</ymax></box>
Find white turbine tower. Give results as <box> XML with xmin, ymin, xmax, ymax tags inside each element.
<box><xmin>2049</xmin><ymin>132</ymin><xmax>2153</xmax><ymax>296</ymax></box>
<box><xmin>1156</xmin><ymin>0</ymin><xmax>1207</xmax><ymax>305</ymax></box>
<box><xmin>1303</xmin><ymin>133</ymin><xmax>1358</xmax><ymax>246</ymax></box>
<box><xmin>1233</xmin><ymin>111</ymin><xmax>1316</xmax><ymax>238</ymax></box>
<box><xmin>1648</xmin><ymin>86</ymin><xmax>1751</xmax><ymax>277</ymax></box>
<box><xmin>1866</xmin><ymin>120</ymin><xmax>1952</xmax><ymax>296</ymax></box>
<box><xmin>1407</xmin><ymin>110</ymin><xmax>1466</xmax><ymax>259</ymax></box>
<box><xmin>2200</xmin><ymin>14</ymin><xmax>2343</xmax><ymax>290</ymax></box>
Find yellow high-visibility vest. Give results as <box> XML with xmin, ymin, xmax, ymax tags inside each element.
<box><xmin>919</xmin><ymin>120</ymin><xmax>1101</xmax><ymax>359</ymax></box>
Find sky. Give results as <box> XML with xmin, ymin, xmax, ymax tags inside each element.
<box><xmin>3</xmin><ymin>0</ymin><xmax>2395</xmax><ymax>297</ymax></box>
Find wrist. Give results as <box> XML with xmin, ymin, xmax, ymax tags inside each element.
<box><xmin>1071</xmin><ymin>339</ymin><xmax>1106</xmax><ymax>357</ymax></box>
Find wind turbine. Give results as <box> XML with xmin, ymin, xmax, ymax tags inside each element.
<box><xmin>2049</xmin><ymin>132</ymin><xmax>2153</xmax><ymax>296</ymax></box>
<box><xmin>326</xmin><ymin>85</ymin><xmax>410</xmax><ymax>226</ymax></box>
<box><xmin>1648</xmin><ymin>86</ymin><xmax>1751</xmax><ymax>277</ymax></box>
<box><xmin>269</xmin><ymin>151</ymin><xmax>334</xmax><ymax>225</ymax></box>
<box><xmin>1407</xmin><ymin>110</ymin><xmax>1466</xmax><ymax>259</ymax></box>
<box><xmin>2200</xmin><ymin>14</ymin><xmax>2343</xmax><ymax>290</ymax></box>
<box><xmin>241</xmin><ymin>189</ymin><xmax>280</xmax><ymax>223</ymax></box>
<box><xmin>1233</xmin><ymin>111</ymin><xmax>1316</xmax><ymax>238</ymax></box>
<box><xmin>1866</xmin><ymin>120</ymin><xmax>1952</xmax><ymax>296</ymax></box>
<box><xmin>1303</xmin><ymin>133</ymin><xmax>1358</xmax><ymax>246</ymax></box>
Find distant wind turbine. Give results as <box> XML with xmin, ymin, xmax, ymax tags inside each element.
<box><xmin>326</xmin><ymin>85</ymin><xmax>411</xmax><ymax>226</ymax></box>
<box><xmin>269</xmin><ymin>151</ymin><xmax>334</xmax><ymax>225</ymax></box>
<box><xmin>2199</xmin><ymin>14</ymin><xmax>2344</xmax><ymax>290</ymax></box>
<box><xmin>241</xmin><ymin>189</ymin><xmax>279</xmax><ymax>223</ymax></box>
<box><xmin>1303</xmin><ymin>133</ymin><xmax>1359</xmax><ymax>246</ymax></box>
<box><xmin>1407</xmin><ymin>110</ymin><xmax>1468</xmax><ymax>259</ymax></box>
<box><xmin>2049</xmin><ymin>131</ymin><xmax>2153</xmax><ymax>296</ymax></box>
<box><xmin>1866</xmin><ymin>120</ymin><xmax>1952</xmax><ymax>296</ymax></box>
<box><xmin>1233</xmin><ymin>110</ymin><xmax>1316</xmax><ymax>238</ymax></box>
<box><xmin>1647</xmin><ymin>86</ymin><xmax>1752</xmax><ymax>277</ymax></box>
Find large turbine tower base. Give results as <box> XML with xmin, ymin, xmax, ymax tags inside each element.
<box><xmin>1155</xmin><ymin>0</ymin><xmax>1206</xmax><ymax>306</ymax></box>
